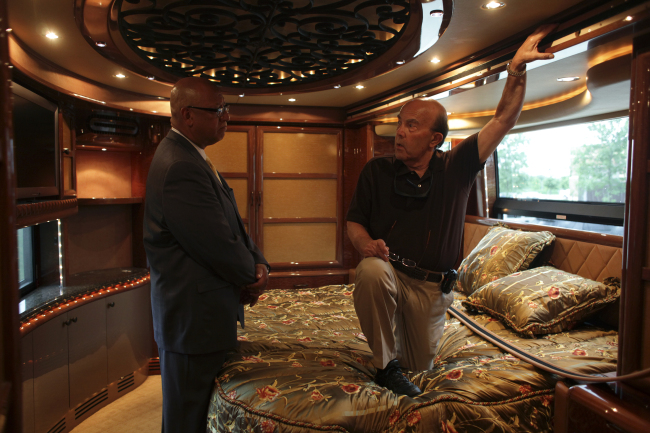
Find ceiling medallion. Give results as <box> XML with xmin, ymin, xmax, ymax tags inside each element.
<box><xmin>118</xmin><ymin>0</ymin><xmax>410</xmax><ymax>89</ymax></box>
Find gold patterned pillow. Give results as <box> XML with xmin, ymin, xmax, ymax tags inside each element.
<box><xmin>456</xmin><ymin>226</ymin><xmax>555</xmax><ymax>296</ymax></box>
<box><xmin>462</xmin><ymin>266</ymin><xmax>621</xmax><ymax>337</ymax></box>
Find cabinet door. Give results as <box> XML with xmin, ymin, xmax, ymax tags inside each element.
<box><xmin>106</xmin><ymin>284</ymin><xmax>152</xmax><ymax>383</ymax></box>
<box><xmin>33</xmin><ymin>314</ymin><xmax>69</xmax><ymax>433</ymax></box>
<box><xmin>67</xmin><ymin>300</ymin><xmax>107</xmax><ymax>409</ymax></box>
<box><xmin>22</xmin><ymin>332</ymin><xmax>35</xmax><ymax>433</ymax></box>
<box><xmin>258</xmin><ymin>128</ymin><xmax>342</xmax><ymax>267</ymax></box>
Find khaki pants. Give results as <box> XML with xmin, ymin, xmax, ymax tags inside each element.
<box><xmin>353</xmin><ymin>257</ymin><xmax>454</xmax><ymax>372</ymax></box>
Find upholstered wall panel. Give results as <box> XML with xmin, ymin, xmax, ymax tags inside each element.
<box><xmin>463</xmin><ymin>223</ymin><xmax>622</xmax><ymax>282</ymax></box>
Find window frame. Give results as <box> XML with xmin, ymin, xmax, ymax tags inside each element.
<box><xmin>492</xmin><ymin>116</ymin><xmax>628</xmax><ymax>228</ymax></box>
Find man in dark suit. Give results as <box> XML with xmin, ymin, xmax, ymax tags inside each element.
<box><xmin>143</xmin><ymin>77</ymin><xmax>269</xmax><ymax>432</ymax></box>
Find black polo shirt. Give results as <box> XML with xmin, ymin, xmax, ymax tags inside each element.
<box><xmin>346</xmin><ymin>133</ymin><xmax>483</xmax><ymax>271</ymax></box>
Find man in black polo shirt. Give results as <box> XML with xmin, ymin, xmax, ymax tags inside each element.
<box><xmin>346</xmin><ymin>25</ymin><xmax>556</xmax><ymax>397</ymax></box>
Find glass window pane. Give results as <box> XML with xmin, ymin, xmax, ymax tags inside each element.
<box><xmin>497</xmin><ymin>117</ymin><xmax>628</xmax><ymax>204</ymax></box>
<box><xmin>17</xmin><ymin>226</ymin><xmax>33</xmax><ymax>288</ymax></box>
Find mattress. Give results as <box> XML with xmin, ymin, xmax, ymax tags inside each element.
<box><xmin>208</xmin><ymin>285</ymin><xmax>617</xmax><ymax>433</ymax></box>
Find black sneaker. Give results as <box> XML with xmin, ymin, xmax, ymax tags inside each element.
<box><xmin>375</xmin><ymin>359</ymin><xmax>422</xmax><ymax>397</ymax></box>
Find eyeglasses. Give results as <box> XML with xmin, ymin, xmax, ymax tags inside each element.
<box><xmin>185</xmin><ymin>104</ymin><xmax>230</xmax><ymax>117</ymax></box>
<box><xmin>387</xmin><ymin>252</ymin><xmax>417</xmax><ymax>268</ymax></box>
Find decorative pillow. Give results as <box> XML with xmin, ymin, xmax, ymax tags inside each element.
<box><xmin>456</xmin><ymin>226</ymin><xmax>555</xmax><ymax>296</ymax></box>
<box><xmin>462</xmin><ymin>266</ymin><xmax>621</xmax><ymax>337</ymax></box>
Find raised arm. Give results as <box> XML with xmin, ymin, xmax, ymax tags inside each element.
<box><xmin>477</xmin><ymin>24</ymin><xmax>557</xmax><ymax>163</ymax></box>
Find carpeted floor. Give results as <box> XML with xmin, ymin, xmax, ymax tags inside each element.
<box><xmin>71</xmin><ymin>376</ymin><xmax>162</xmax><ymax>433</ymax></box>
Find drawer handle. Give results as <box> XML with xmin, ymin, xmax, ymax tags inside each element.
<box><xmin>63</xmin><ymin>317</ymin><xmax>78</xmax><ymax>326</ymax></box>
<box><xmin>293</xmin><ymin>284</ymin><xmax>309</xmax><ymax>288</ymax></box>
<box><xmin>107</xmin><ymin>302</ymin><xmax>115</xmax><ymax>308</ymax></box>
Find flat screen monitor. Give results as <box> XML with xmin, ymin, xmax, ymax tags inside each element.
<box><xmin>12</xmin><ymin>82</ymin><xmax>59</xmax><ymax>199</ymax></box>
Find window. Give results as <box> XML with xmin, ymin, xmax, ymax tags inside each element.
<box><xmin>18</xmin><ymin>226</ymin><xmax>35</xmax><ymax>294</ymax></box>
<box><xmin>494</xmin><ymin>117</ymin><xmax>628</xmax><ymax>232</ymax></box>
<box><xmin>17</xmin><ymin>220</ymin><xmax>62</xmax><ymax>298</ymax></box>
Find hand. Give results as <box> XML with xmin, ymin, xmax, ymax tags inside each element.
<box><xmin>362</xmin><ymin>239</ymin><xmax>390</xmax><ymax>262</ymax></box>
<box><xmin>510</xmin><ymin>24</ymin><xmax>558</xmax><ymax>71</ymax></box>
<box><xmin>240</xmin><ymin>288</ymin><xmax>261</xmax><ymax>308</ymax></box>
<box><xmin>243</xmin><ymin>263</ymin><xmax>269</xmax><ymax>295</ymax></box>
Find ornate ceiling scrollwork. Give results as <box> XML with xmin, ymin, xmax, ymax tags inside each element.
<box><xmin>117</xmin><ymin>0</ymin><xmax>411</xmax><ymax>89</ymax></box>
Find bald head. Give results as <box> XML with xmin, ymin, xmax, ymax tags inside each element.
<box><xmin>400</xmin><ymin>99</ymin><xmax>449</xmax><ymax>146</ymax></box>
<box><xmin>169</xmin><ymin>77</ymin><xmax>229</xmax><ymax>148</ymax></box>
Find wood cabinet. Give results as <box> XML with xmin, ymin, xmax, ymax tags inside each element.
<box><xmin>209</xmin><ymin>126</ymin><xmax>343</xmax><ymax>273</ymax></box>
<box><xmin>106</xmin><ymin>286</ymin><xmax>152</xmax><ymax>384</ymax></box>
<box><xmin>23</xmin><ymin>283</ymin><xmax>152</xmax><ymax>433</ymax></box>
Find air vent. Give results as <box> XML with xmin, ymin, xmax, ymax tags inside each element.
<box><xmin>118</xmin><ymin>372</ymin><xmax>135</xmax><ymax>393</ymax></box>
<box><xmin>75</xmin><ymin>388</ymin><xmax>108</xmax><ymax>419</ymax></box>
<box><xmin>149</xmin><ymin>357</ymin><xmax>161</xmax><ymax>375</ymax></box>
<box><xmin>47</xmin><ymin>417</ymin><xmax>65</xmax><ymax>433</ymax></box>
<box><xmin>88</xmin><ymin>115</ymin><xmax>139</xmax><ymax>136</ymax></box>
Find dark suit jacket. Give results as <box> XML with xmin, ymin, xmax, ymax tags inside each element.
<box><xmin>143</xmin><ymin>130</ymin><xmax>268</xmax><ymax>354</ymax></box>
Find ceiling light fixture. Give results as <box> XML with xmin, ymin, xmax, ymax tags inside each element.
<box><xmin>625</xmin><ymin>16</ymin><xmax>633</xmax><ymax>21</ymax></box>
<box><xmin>152</xmin><ymin>111</ymin><xmax>157</xmax><ymax>113</ymax></box>
<box><xmin>430</xmin><ymin>58</ymin><xmax>441</xmax><ymax>63</ymax></box>
<box><xmin>557</xmin><ymin>76</ymin><xmax>580</xmax><ymax>82</ymax></box>
<box><xmin>115</xmin><ymin>73</ymin><xmax>126</xmax><ymax>78</ymax></box>
<box><xmin>239</xmin><ymin>93</ymin><xmax>245</xmax><ymax>97</ymax></box>
<box><xmin>147</xmin><ymin>76</ymin><xmax>155</xmax><ymax>80</ymax></box>
<box><xmin>482</xmin><ymin>1</ymin><xmax>505</xmax><ymax>10</ymax></box>
<box><xmin>333</xmin><ymin>84</ymin><xmax>341</xmax><ymax>88</ymax></box>
<box><xmin>396</xmin><ymin>60</ymin><xmax>405</xmax><ymax>65</ymax></box>
<box><xmin>288</xmin><ymin>98</ymin><xmax>296</xmax><ymax>102</ymax></box>
<box><xmin>356</xmin><ymin>84</ymin><xmax>365</xmax><ymax>89</ymax></box>
<box><xmin>129</xmin><ymin>108</ymin><xmax>133</xmax><ymax>111</ymax></box>
<box><xmin>95</xmin><ymin>41</ymin><xmax>107</xmax><ymax>47</ymax></box>
<box><xmin>45</xmin><ymin>32</ymin><xmax>59</xmax><ymax>39</ymax></box>
<box><xmin>6</xmin><ymin>28</ymin><xmax>11</xmax><ymax>33</ymax></box>
<box><xmin>102</xmin><ymin>148</ymin><xmax>107</xmax><ymax>151</ymax></box>
<box><xmin>430</xmin><ymin>10</ymin><xmax>444</xmax><ymax>18</ymax></box>
<box><xmin>73</xmin><ymin>93</ymin><xmax>106</xmax><ymax>104</ymax></box>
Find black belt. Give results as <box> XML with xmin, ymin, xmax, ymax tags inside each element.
<box><xmin>391</xmin><ymin>261</ymin><xmax>444</xmax><ymax>283</ymax></box>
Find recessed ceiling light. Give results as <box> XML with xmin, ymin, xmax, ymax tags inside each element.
<box><xmin>356</xmin><ymin>84</ymin><xmax>365</xmax><ymax>89</ymax></box>
<box><xmin>482</xmin><ymin>1</ymin><xmax>505</xmax><ymax>10</ymax></box>
<box><xmin>157</xmin><ymin>97</ymin><xmax>166</xmax><ymax>100</ymax></box>
<box><xmin>625</xmin><ymin>16</ymin><xmax>633</xmax><ymax>21</ymax></box>
<box><xmin>95</xmin><ymin>41</ymin><xmax>107</xmax><ymax>47</ymax></box>
<box><xmin>102</xmin><ymin>148</ymin><xmax>107</xmax><ymax>151</ymax></box>
<box><xmin>333</xmin><ymin>84</ymin><xmax>341</xmax><ymax>88</ymax></box>
<box><xmin>6</xmin><ymin>28</ymin><xmax>12</xmax><ymax>33</ymax></box>
<box><xmin>447</xmin><ymin>112</ymin><xmax>452</xmax><ymax>115</ymax></box>
<box><xmin>129</xmin><ymin>108</ymin><xmax>133</xmax><ymax>111</ymax></box>
<box><xmin>288</xmin><ymin>98</ymin><xmax>296</xmax><ymax>102</ymax></box>
<box><xmin>239</xmin><ymin>93</ymin><xmax>244</xmax><ymax>97</ymax></box>
<box><xmin>396</xmin><ymin>60</ymin><xmax>405</xmax><ymax>65</ymax></box>
<box><xmin>152</xmin><ymin>111</ymin><xmax>157</xmax><ymax>113</ymax></box>
<box><xmin>115</xmin><ymin>73</ymin><xmax>126</xmax><ymax>78</ymax></box>
<box><xmin>430</xmin><ymin>58</ymin><xmax>441</xmax><ymax>63</ymax></box>
<box><xmin>147</xmin><ymin>76</ymin><xmax>155</xmax><ymax>80</ymax></box>
<box><xmin>557</xmin><ymin>76</ymin><xmax>580</xmax><ymax>82</ymax></box>
<box><xmin>46</xmin><ymin>32</ymin><xmax>58</xmax><ymax>39</ymax></box>
<box><xmin>277</xmin><ymin>126</ymin><xmax>281</xmax><ymax>129</ymax></box>
<box><xmin>430</xmin><ymin>10</ymin><xmax>444</xmax><ymax>17</ymax></box>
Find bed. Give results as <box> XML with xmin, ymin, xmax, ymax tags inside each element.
<box><xmin>207</xmin><ymin>218</ymin><xmax>622</xmax><ymax>433</ymax></box>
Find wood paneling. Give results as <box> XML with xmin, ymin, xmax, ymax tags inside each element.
<box><xmin>619</xmin><ymin>31</ymin><xmax>650</xmax><ymax>396</ymax></box>
<box><xmin>263</xmin><ymin>179</ymin><xmax>337</xmax><ymax>218</ymax></box>
<box><xmin>263</xmin><ymin>223</ymin><xmax>337</xmax><ymax>263</ymax></box>
<box><xmin>76</xmin><ymin>150</ymin><xmax>132</xmax><ymax>198</ymax></box>
<box><xmin>263</xmin><ymin>132</ymin><xmax>338</xmax><ymax>174</ymax></box>
<box><xmin>66</xmin><ymin>206</ymin><xmax>133</xmax><ymax>275</ymax></box>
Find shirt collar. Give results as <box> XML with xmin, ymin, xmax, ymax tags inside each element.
<box><xmin>392</xmin><ymin>149</ymin><xmax>444</xmax><ymax>178</ymax></box>
<box><xmin>172</xmin><ymin>127</ymin><xmax>207</xmax><ymax>160</ymax></box>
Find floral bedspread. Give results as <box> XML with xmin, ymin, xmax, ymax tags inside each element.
<box><xmin>208</xmin><ymin>285</ymin><xmax>617</xmax><ymax>433</ymax></box>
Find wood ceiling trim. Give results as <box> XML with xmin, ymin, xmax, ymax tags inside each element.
<box><xmin>343</xmin><ymin>0</ymin><xmax>647</xmax><ymax>123</ymax></box>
